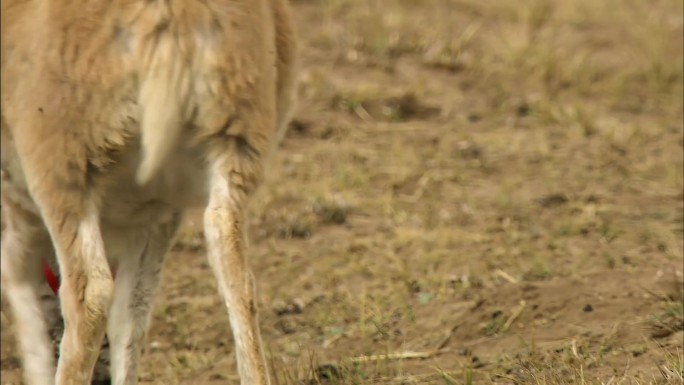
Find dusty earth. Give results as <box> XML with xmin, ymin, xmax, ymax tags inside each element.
<box><xmin>2</xmin><ymin>0</ymin><xmax>683</xmax><ymax>384</ymax></box>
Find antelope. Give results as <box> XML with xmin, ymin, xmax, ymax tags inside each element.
<box><xmin>0</xmin><ymin>0</ymin><xmax>298</xmax><ymax>384</ymax></box>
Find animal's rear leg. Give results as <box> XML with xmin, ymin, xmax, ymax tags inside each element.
<box><xmin>20</xmin><ymin>170</ymin><xmax>114</xmax><ymax>385</ymax></box>
<box><xmin>204</xmin><ymin>135</ymin><xmax>270</xmax><ymax>385</ymax></box>
<box><xmin>46</xmin><ymin>201</ymin><xmax>114</xmax><ymax>385</ymax></box>
<box><xmin>273</xmin><ymin>0</ymin><xmax>299</xmax><ymax>144</ymax></box>
<box><xmin>45</xmin><ymin>298</ymin><xmax>113</xmax><ymax>384</ymax></box>
<box><xmin>1</xmin><ymin>198</ymin><xmax>57</xmax><ymax>385</ymax></box>
<box><xmin>107</xmin><ymin>215</ymin><xmax>182</xmax><ymax>385</ymax></box>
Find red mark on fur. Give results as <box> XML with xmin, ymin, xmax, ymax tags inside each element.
<box><xmin>43</xmin><ymin>261</ymin><xmax>61</xmax><ymax>295</ymax></box>
<box><xmin>42</xmin><ymin>261</ymin><xmax>117</xmax><ymax>296</ymax></box>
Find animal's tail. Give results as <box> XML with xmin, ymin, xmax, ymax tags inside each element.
<box><xmin>136</xmin><ymin>36</ymin><xmax>191</xmax><ymax>185</ymax></box>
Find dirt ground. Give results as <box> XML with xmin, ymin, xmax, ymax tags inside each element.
<box><xmin>2</xmin><ymin>0</ymin><xmax>683</xmax><ymax>384</ymax></box>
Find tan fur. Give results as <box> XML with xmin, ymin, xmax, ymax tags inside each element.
<box><xmin>1</xmin><ymin>0</ymin><xmax>298</xmax><ymax>384</ymax></box>
<box><xmin>136</xmin><ymin>19</ymin><xmax>192</xmax><ymax>185</ymax></box>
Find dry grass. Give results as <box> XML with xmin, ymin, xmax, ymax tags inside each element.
<box><xmin>247</xmin><ymin>1</ymin><xmax>682</xmax><ymax>383</ymax></box>
<box><xmin>165</xmin><ymin>0</ymin><xmax>683</xmax><ymax>383</ymax></box>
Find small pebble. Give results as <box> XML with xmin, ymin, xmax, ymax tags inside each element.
<box><xmin>291</xmin><ymin>297</ymin><xmax>305</xmax><ymax>313</ymax></box>
<box><xmin>272</xmin><ymin>299</ymin><xmax>288</xmax><ymax>315</ymax></box>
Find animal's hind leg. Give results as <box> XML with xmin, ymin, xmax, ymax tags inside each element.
<box><xmin>204</xmin><ymin>132</ymin><xmax>272</xmax><ymax>385</ymax></box>
<box><xmin>272</xmin><ymin>0</ymin><xmax>299</xmax><ymax>144</ymax></box>
<box><xmin>1</xmin><ymin>197</ymin><xmax>57</xmax><ymax>385</ymax></box>
<box><xmin>107</xmin><ymin>214</ymin><xmax>182</xmax><ymax>385</ymax></box>
<box><xmin>47</xmin><ymin>200</ymin><xmax>113</xmax><ymax>385</ymax></box>
<box><xmin>15</xmin><ymin>147</ymin><xmax>115</xmax><ymax>385</ymax></box>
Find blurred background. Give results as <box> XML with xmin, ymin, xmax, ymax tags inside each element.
<box><xmin>2</xmin><ymin>0</ymin><xmax>683</xmax><ymax>384</ymax></box>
